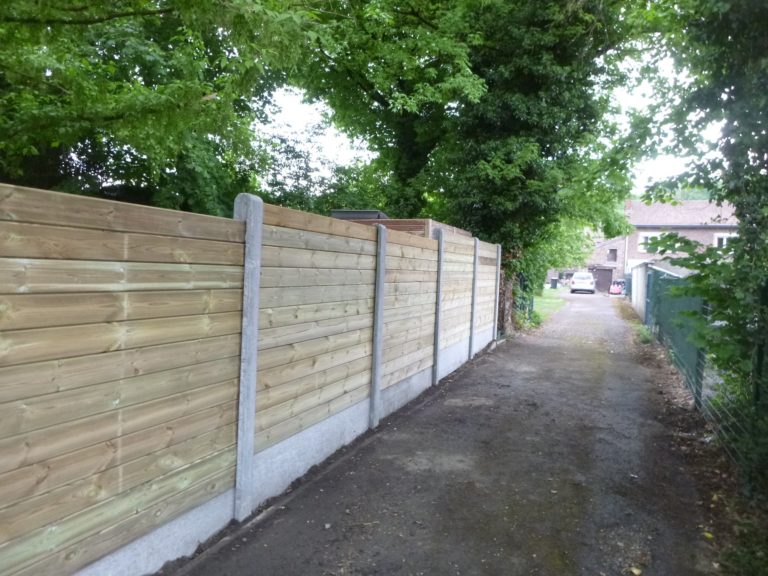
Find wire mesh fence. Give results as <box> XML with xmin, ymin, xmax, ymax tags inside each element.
<box><xmin>644</xmin><ymin>268</ymin><xmax>767</xmax><ymax>490</ymax></box>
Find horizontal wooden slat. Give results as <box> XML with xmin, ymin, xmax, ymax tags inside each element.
<box><xmin>261</xmin><ymin>245</ymin><xmax>375</xmax><ymax>270</ymax></box>
<box><xmin>0</xmin><ymin>449</ymin><xmax>235</xmax><ymax>575</ymax></box>
<box><xmin>385</xmin><ymin>270</ymin><xmax>437</xmax><ymax>284</ymax></box>
<box><xmin>264</xmin><ymin>204</ymin><xmax>377</xmax><ymax>241</ymax></box>
<box><xmin>442</xmin><ymin>281</ymin><xmax>473</xmax><ymax>294</ymax></box>
<box><xmin>440</xmin><ymin>289</ymin><xmax>472</xmax><ymax>306</ymax></box>
<box><xmin>444</xmin><ymin>234</ymin><xmax>476</xmax><ymax>247</ymax></box>
<box><xmin>443</xmin><ymin>250</ymin><xmax>474</xmax><ymax>262</ymax></box>
<box><xmin>383</xmin><ymin>291</ymin><xmax>436</xmax><ymax>310</ymax></box>
<box><xmin>440</xmin><ymin>333</ymin><xmax>470</xmax><ymax>350</ymax></box>
<box><xmin>442</xmin><ymin>290</ymin><xmax>473</xmax><ymax>302</ymax></box>
<box><xmin>13</xmin><ymin>465</ymin><xmax>234</xmax><ymax>576</ymax></box>
<box><xmin>258</xmin><ymin>371</ymin><xmax>370</xmax><ymax>431</ymax></box>
<box><xmin>263</xmin><ymin>225</ymin><xmax>376</xmax><ymax>255</ymax></box>
<box><xmin>385</xmin><ymin>255</ymin><xmax>438</xmax><ymax>272</ymax></box>
<box><xmin>442</xmin><ymin>262</ymin><xmax>474</xmax><ymax>272</ymax></box>
<box><xmin>0</xmin><ymin>401</ymin><xmax>236</xmax><ymax>508</ymax></box>
<box><xmin>0</xmin><ymin>258</ymin><xmax>243</xmax><ymax>294</ymax></box>
<box><xmin>440</xmin><ymin>324</ymin><xmax>470</xmax><ymax>338</ymax></box>
<box><xmin>258</xmin><ymin>357</ymin><xmax>370</xmax><ymax>412</ymax></box>
<box><xmin>0</xmin><ymin>334</ymin><xmax>240</xmax><ymax>404</ymax></box>
<box><xmin>0</xmin><ymin>289</ymin><xmax>242</xmax><ymax>331</ymax></box>
<box><xmin>383</xmin><ymin>313</ymin><xmax>436</xmax><ymax>339</ymax></box>
<box><xmin>383</xmin><ymin>333</ymin><xmax>433</xmax><ymax>364</ymax></box>
<box><xmin>383</xmin><ymin>321</ymin><xmax>434</xmax><ymax>351</ymax></box>
<box><xmin>260</xmin><ymin>298</ymin><xmax>373</xmax><ymax>329</ymax></box>
<box><xmin>440</xmin><ymin>323</ymin><xmax>471</xmax><ymax>337</ymax></box>
<box><xmin>260</xmin><ymin>267</ymin><xmax>374</xmax><ymax>288</ymax></box>
<box><xmin>383</xmin><ymin>303</ymin><xmax>436</xmax><ymax>325</ymax></box>
<box><xmin>442</xmin><ymin>299</ymin><xmax>473</xmax><ymax>314</ymax></box>
<box><xmin>440</xmin><ymin>322</ymin><xmax>471</xmax><ymax>340</ymax></box>
<box><xmin>258</xmin><ymin>313</ymin><xmax>372</xmax><ymax>351</ymax></box>
<box><xmin>0</xmin><ymin>424</ymin><xmax>235</xmax><ymax>544</ymax></box>
<box><xmin>255</xmin><ymin>385</ymin><xmax>369</xmax><ymax>452</ymax></box>
<box><xmin>259</xmin><ymin>328</ymin><xmax>372</xmax><ymax>371</ymax></box>
<box><xmin>0</xmin><ymin>185</ymin><xmax>244</xmax><ymax>242</ymax></box>
<box><xmin>478</xmin><ymin>243</ymin><xmax>498</xmax><ymax>259</ymax></box>
<box><xmin>385</xmin><ymin>243</ymin><xmax>437</xmax><ymax>262</ymax></box>
<box><xmin>382</xmin><ymin>354</ymin><xmax>433</xmax><ymax>389</ymax></box>
<box><xmin>441</xmin><ymin>307</ymin><xmax>471</xmax><ymax>325</ymax></box>
<box><xmin>260</xmin><ymin>284</ymin><xmax>373</xmax><ymax>308</ymax></box>
<box><xmin>258</xmin><ymin>341</ymin><xmax>372</xmax><ymax>390</ymax></box>
<box><xmin>381</xmin><ymin>345</ymin><xmax>433</xmax><ymax>379</ymax></box>
<box><xmin>0</xmin><ymin>357</ymin><xmax>239</xmax><ymax>437</ymax></box>
<box><xmin>386</xmin><ymin>228</ymin><xmax>437</xmax><ymax>251</ymax></box>
<box><xmin>0</xmin><ymin>311</ymin><xmax>241</xmax><ymax>368</ymax></box>
<box><xmin>0</xmin><ymin>221</ymin><xmax>243</xmax><ymax>265</ymax></box>
<box><xmin>384</xmin><ymin>281</ymin><xmax>435</xmax><ymax>297</ymax></box>
<box><xmin>349</xmin><ymin>219</ymin><xmax>427</xmax><ymax>237</ymax></box>
<box><xmin>0</xmin><ymin>380</ymin><xmax>237</xmax><ymax>475</ymax></box>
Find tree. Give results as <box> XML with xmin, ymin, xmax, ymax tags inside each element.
<box><xmin>0</xmin><ymin>1</ymin><xmax>314</xmax><ymax>213</ymax></box>
<box><xmin>294</xmin><ymin>0</ymin><xmax>486</xmax><ymax>216</ymax></box>
<box><xmin>647</xmin><ymin>0</ymin><xmax>768</xmax><ymax>490</ymax></box>
<box><xmin>297</xmin><ymin>1</ymin><xmax>639</xmax><ymax>290</ymax></box>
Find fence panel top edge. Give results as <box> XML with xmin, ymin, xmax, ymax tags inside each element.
<box><xmin>386</xmin><ymin>228</ymin><xmax>437</xmax><ymax>251</ymax></box>
<box><xmin>0</xmin><ymin>184</ymin><xmax>244</xmax><ymax>243</ymax></box>
<box><xmin>443</xmin><ymin>234</ymin><xmax>476</xmax><ymax>248</ymax></box>
<box><xmin>477</xmin><ymin>240</ymin><xmax>498</xmax><ymax>255</ymax></box>
<box><xmin>263</xmin><ymin>204</ymin><xmax>377</xmax><ymax>242</ymax></box>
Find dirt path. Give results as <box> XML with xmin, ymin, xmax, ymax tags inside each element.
<box><xmin>168</xmin><ymin>292</ymin><xmax>716</xmax><ymax>576</ymax></box>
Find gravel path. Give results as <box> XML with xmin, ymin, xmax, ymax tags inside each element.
<box><xmin>167</xmin><ymin>291</ymin><xmax>715</xmax><ymax>576</ymax></box>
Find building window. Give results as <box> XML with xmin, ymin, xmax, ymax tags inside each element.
<box><xmin>638</xmin><ymin>232</ymin><xmax>660</xmax><ymax>254</ymax></box>
<box><xmin>714</xmin><ymin>233</ymin><xmax>737</xmax><ymax>248</ymax></box>
<box><xmin>607</xmin><ymin>248</ymin><xmax>617</xmax><ymax>262</ymax></box>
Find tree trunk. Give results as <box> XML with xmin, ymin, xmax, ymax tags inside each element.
<box><xmin>498</xmin><ymin>269</ymin><xmax>515</xmax><ymax>337</ymax></box>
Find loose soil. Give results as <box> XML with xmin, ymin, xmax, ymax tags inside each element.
<box><xmin>162</xmin><ymin>292</ymin><xmax>730</xmax><ymax>576</ymax></box>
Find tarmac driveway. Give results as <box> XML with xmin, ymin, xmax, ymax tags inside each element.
<box><xmin>168</xmin><ymin>291</ymin><xmax>715</xmax><ymax>576</ymax></box>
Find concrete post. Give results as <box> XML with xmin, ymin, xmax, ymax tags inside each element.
<box><xmin>233</xmin><ymin>193</ymin><xmax>263</xmax><ymax>521</ymax></box>
<box><xmin>493</xmin><ymin>244</ymin><xmax>502</xmax><ymax>341</ymax></box>
<box><xmin>369</xmin><ymin>224</ymin><xmax>387</xmax><ymax>428</ymax></box>
<box><xmin>432</xmin><ymin>229</ymin><xmax>444</xmax><ymax>385</ymax></box>
<box><xmin>469</xmin><ymin>237</ymin><xmax>479</xmax><ymax>359</ymax></box>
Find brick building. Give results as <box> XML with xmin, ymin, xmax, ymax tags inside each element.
<box><xmin>585</xmin><ymin>199</ymin><xmax>738</xmax><ymax>290</ymax></box>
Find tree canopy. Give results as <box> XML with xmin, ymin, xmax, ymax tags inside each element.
<box><xmin>0</xmin><ymin>1</ymin><xmax>316</xmax><ymax>213</ymax></box>
<box><xmin>294</xmin><ymin>0</ymin><xmax>640</xmax><ymax>283</ymax></box>
<box><xmin>2</xmin><ymin>0</ymin><xmax>644</xmax><ymax>284</ymax></box>
<box><xmin>643</xmin><ymin>0</ymin><xmax>768</xmax><ymax>490</ymax></box>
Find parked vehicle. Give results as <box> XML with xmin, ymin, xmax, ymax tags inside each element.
<box><xmin>570</xmin><ymin>272</ymin><xmax>596</xmax><ymax>294</ymax></box>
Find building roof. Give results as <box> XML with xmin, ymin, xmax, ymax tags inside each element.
<box><xmin>592</xmin><ymin>236</ymin><xmax>625</xmax><ymax>250</ymax></box>
<box><xmin>648</xmin><ymin>259</ymin><xmax>694</xmax><ymax>279</ymax></box>
<box><xmin>625</xmin><ymin>200</ymin><xmax>737</xmax><ymax>228</ymax></box>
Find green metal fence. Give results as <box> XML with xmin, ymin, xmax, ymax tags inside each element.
<box><xmin>645</xmin><ymin>270</ymin><xmax>705</xmax><ymax>405</ymax></box>
<box><xmin>644</xmin><ymin>268</ymin><xmax>767</xmax><ymax>490</ymax></box>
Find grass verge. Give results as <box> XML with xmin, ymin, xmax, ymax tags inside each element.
<box><xmin>533</xmin><ymin>288</ymin><xmax>566</xmax><ymax>324</ymax></box>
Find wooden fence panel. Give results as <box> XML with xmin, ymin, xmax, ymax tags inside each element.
<box><xmin>381</xmin><ymin>234</ymin><xmax>438</xmax><ymax>389</ymax></box>
<box><xmin>439</xmin><ymin>237</ymin><xmax>475</xmax><ymax>349</ymax></box>
<box><xmin>255</xmin><ymin>213</ymin><xmax>376</xmax><ymax>452</ymax></box>
<box><xmin>0</xmin><ymin>185</ymin><xmax>241</xmax><ymax>576</ymax></box>
<box><xmin>0</xmin><ymin>185</ymin><xmax>501</xmax><ymax>575</ymax></box>
<box><xmin>475</xmin><ymin>260</ymin><xmax>499</xmax><ymax>330</ymax></box>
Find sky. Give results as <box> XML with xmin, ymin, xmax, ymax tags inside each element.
<box><xmin>265</xmin><ymin>88</ymin><xmax>372</xmax><ymax>172</ymax></box>
<box><xmin>268</xmin><ymin>69</ymin><xmax>718</xmax><ymax>199</ymax></box>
